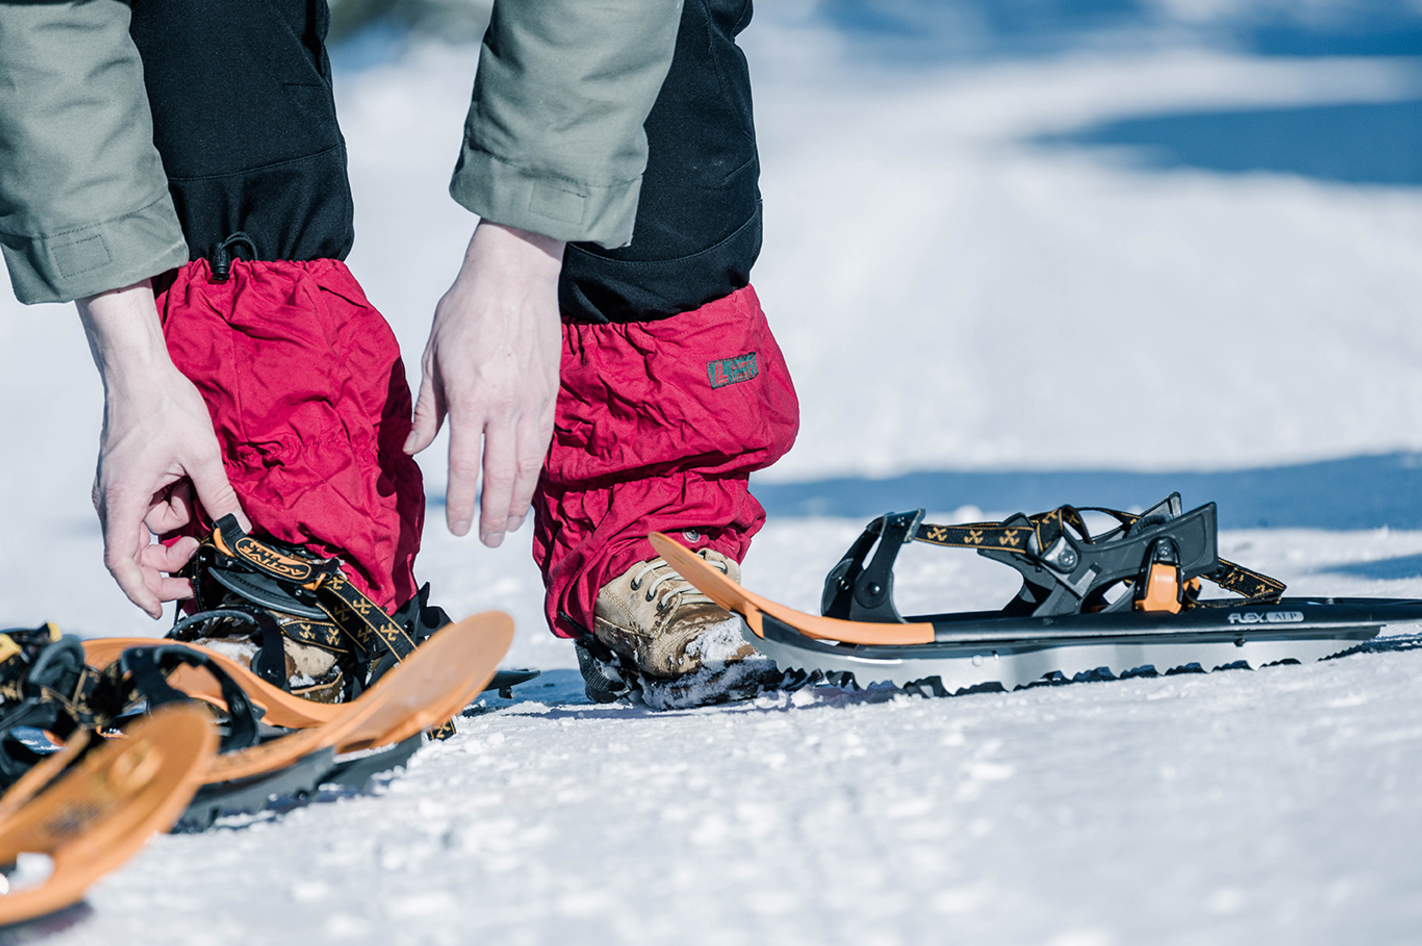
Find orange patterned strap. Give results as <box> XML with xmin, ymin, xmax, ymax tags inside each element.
<box><xmin>207</xmin><ymin>517</ymin><xmax>417</xmax><ymax>666</ymax></box>
<box><xmin>907</xmin><ymin>505</ymin><xmax>1285</xmax><ymax>605</ymax></box>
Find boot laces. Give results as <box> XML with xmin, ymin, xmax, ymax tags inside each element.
<box><xmin>630</xmin><ymin>553</ymin><xmax>730</xmax><ymax>613</ymax></box>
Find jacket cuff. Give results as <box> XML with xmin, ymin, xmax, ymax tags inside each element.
<box><xmin>449</xmin><ymin>145</ymin><xmax>641</xmax><ymax>249</ymax></box>
<box><xmin>0</xmin><ymin>195</ymin><xmax>188</xmax><ymax>305</ymax></box>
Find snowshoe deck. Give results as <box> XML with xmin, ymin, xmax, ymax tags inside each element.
<box><xmin>85</xmin><ymin>634</ymin><xmax>532</xmax><ymax>729</ymax></box>
<box><xmin>650</xmin><ymin>494</ymin><xmax>1422</xmax><ymax>694</ymax></box>
<box><xmin>83</xmin><ymin>638</ymin><xmax>343</xmax><ymax>728</ymax></box>
<box><xmin>194</xmin><ymin>610</ymin><xmax>512</xmax><ymax>785</ymax></box>
<box><xmin>0</xmin><ymin>705</ymin><xmax>216</xmax><ymax>926</ymax></box>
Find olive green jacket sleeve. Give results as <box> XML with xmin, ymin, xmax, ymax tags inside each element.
<box><xmin>449</xmin><ymin>0</ymin><xmax>683</xmax><ymax>249</ymax></box>
<box><xmin>0</xmin><ymin>0</ymin><xmax>187</xmax><ymax>305</ymax></box>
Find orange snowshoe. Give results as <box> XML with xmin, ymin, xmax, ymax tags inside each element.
<box><xmin>0</xmin><ymin>705</ymin><xmax>216</xmax><ymax>926</ymax></box>
<box><xmin>73</xmin><ymin>611</ymin><xmax>513</xmax><ymax>829</ymax></box>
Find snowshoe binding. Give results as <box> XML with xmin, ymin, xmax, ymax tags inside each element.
<box><xmin>172</xmin><ymin>608</ymin><xmax>513</xmax><ymax>829</ymax></box>
<box><xmin>571</xmin><ymin>550</ymin><xmax>784</xmax><ymax>710</ymax></box>
<box><xmin>171</xmin><ymin>515</ymin><xmax>452</xmax><ymax>707</ymax></box>
<box><xmin>80</xmin><ymin>609</ymin><xmax>515</xmax><ymax>828</ymax></box>
<box><xmin>0</xmin><ymin>624</ymin><xmax>336</xmax><ymax>830</ymax></box>
<box><xmin>3</xmin><ymin>517</ymin><xmax>520</xmax><ymax>828</ymax></box>
<box><xmin>650</xmin><ymin>493</ymin><xmax>1422</xmax><ymax>695</ymax></box>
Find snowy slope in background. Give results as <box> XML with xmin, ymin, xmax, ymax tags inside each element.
<box><xmin>334</xmin><ymin>27</ymin><xmax>1422</xmax><ymax>483</ymax></box>
<box><xmin>745</xmin><ymin>23</ymin><xmax>1422</xmax><ymax>477</ymax></box>
<box><xmin>1</xmin><ymin>4</ymin><xmax>1421</xmax><ymax>943</ymax></box>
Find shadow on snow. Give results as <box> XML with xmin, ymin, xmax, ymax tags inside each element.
<box><xmin>814</xmin><ymin>0</ymin><xmax>1422</xmax><ymax>61</ymax></box>
<box><xmin>1038</xmin><ymin>99</ymin><xmax>1422</xmax><ymax>187</ymax></box>
<box><xmin>1321</xmin><ymin>552</ymin><xmax>1422</xmax><ymax>581</ymax></box>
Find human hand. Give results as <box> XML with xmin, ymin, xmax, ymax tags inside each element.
<box><xmin>404</xmin><ymin>222</ymin><xmax>565</xmax><ymax>547</ymax></box>
<box><xmin>76</xmin><ymin>279</ymin><xmax>249</xmax><ymax>618</ymax></box>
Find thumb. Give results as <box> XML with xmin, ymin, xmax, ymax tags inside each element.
<box><xmin>187</xmin><ymin>449</ymin><xmax>250</xmax><ymax>533</ymax></box>
<box><xmin>404</xmin><ymin>370</ymin><xmax>444</xmax><ymax>455</ymax></box>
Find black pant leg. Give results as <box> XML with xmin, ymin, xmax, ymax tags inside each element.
<box><xmin>128</xmin><ymin>0</ymin><xmax>354</xmax><ymax>263</ymax></box>
<box><xmin>558</xmin><ymin>0</ymin><xmax>761</xmax><ymax>324</ymax></box>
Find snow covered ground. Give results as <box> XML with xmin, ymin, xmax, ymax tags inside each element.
<box><xmin>3</xmin><ymin>3</ymin><xmax>1422</xmax><ymax>943</ymax></box>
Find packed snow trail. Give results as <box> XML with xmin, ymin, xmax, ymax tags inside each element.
<box><xmin>2</xmin><ymin>522</ymin><xmax>1418</xmax><ymax>946</ymax></box>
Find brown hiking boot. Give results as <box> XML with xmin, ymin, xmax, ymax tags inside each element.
<box><xmin>590</xmin><ymin>550</ymin><xmax>781</xmax><ymax>709</ymax></box>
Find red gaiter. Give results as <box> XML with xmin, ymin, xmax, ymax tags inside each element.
<box><xmin>534</xmin><ymin>285</ymin><xmax>800</xmax><ymax>638</ymax></box>
<box><xmin>156</xmin><ymin>258</ymin><xmax>423</xmax><ymax>612</ymax></box>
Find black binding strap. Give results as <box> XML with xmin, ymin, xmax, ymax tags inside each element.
<box><xmin>905</xmin><ymin>504</ymin><xmax>1284</xmax><ymax>602</ymax></box>
<box><xmin>193</xmin><ymin>515</ymin><xmax>420</xmax><ymax>676</ymax></box>
<box><xmin>114</xmin><ymin>646</ymin><xmax>262</xmax><ymax>753</ymax></box>
<box><xmin>172</xmin><ymin>607</ymin><xmax>289</xmax><ymax>687</ymax></box>
<box><xmin>823</xmin><ymin>495</ymin><xmax>1286</xmax><ymax>624</ymax></box>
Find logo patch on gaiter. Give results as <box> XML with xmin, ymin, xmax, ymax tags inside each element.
<box><xmin>707</xmin><ymin>352</ymin><xmax>759</xmax><ymax>389</ymax></box>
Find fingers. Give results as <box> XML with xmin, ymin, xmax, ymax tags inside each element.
<box><xmin>478</xmin><ymin>421</ymin><xmax>518</xmax><ymax>547</ymax></box>
<box><xmin>404</xmin><ymin>361</ymin><xmax>445</xmax><ymax>456</ymax></box>
<box><xmin>139</xmin><ymin>541</ymin><xmax>197</xmax><ymax>602</ymax></box>
<box><xmin>186</xmin><ymin>447</ymin><xmax>250</xmax><ymax>532</ymax></box>
<box><xmin>108</xmin><ymin>559</ymin><xmax>164</xmax><ymax>620</ymax></box>
<box><xmin>102</xmin><ymin>505</ymin><xmax>164</xmax><ymax>619</ymax></box>
<box><xmin>444</xmin><ymin>406</ymin><xmax>482</xmax><ymax>537</ymax></box>
<box><xmin>144</xmin><ymin>481</ymin><xmax>193</xmax><ymax>535</ymax></box>
<box><xmin>504</xmin><ymin>401</ymin><xmax>553</xmax><ymax>534</ymax></box>
<box><xmin>152</xmin><ymin>575</ymin><xmax>195</xmax><ymax>601</ymax></box>
<box><xmin>142</xmin><ymin>536</ymin><xmax>199</xmax><ymax>572</ymax></box>
<box><xmin>446</xmin><ymin>404</ymin><xmax>551</xmax><ymax>544</ymax></box>
<box><xmin>103</xmin><ymin>495</ymin><xmax>203</xmax><ymax>619</ymax></box>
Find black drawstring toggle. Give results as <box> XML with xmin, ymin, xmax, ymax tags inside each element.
<box><xmin>209</xmin><ymin>232</ymin><xmax>258</xmax><ymax>282</ymax></box>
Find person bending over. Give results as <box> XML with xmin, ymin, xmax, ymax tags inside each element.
<box><xmin>0</xmin><ymin>0</ymin><xmax>797</xmax><ymax>708</ymax></box>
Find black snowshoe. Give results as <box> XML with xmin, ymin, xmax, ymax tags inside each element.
<box><xmin>650</xmin><ymin>493</ymin><xmax>1422</xmax><ymax>695</ymax></box>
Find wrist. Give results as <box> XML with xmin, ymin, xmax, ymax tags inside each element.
<box><xmin>75</xmin><ymin>279</ymin><xmax>173</xmax><ymax>380</ymax></box>
<box><xmin>469</xmin><ymin>221</ymin><xmax>566</xmax><ymax>277</ymax></box>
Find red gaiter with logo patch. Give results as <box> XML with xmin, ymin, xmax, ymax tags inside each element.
<box><xmin>155</xmin><ymin>258</ymin><xmax>424</xmax><ymax>613</ymax></box>
<box><xmin>534</xmin><ymin>285</ymin><xmax>800</xmax><ymax>638</ymax></box>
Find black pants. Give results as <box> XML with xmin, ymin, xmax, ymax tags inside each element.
<box><xmin>129</xmin><ymin>0</ymin><xmax>762</xmax><ymax>324</ymax></box>
<box><xmin>559</xmin><ymin>0</ymin><xmax>762</xmax><ymax>323</ymax></box>
<box><xmin>128</xmin><ymin>0</ymin><xmax>355</xmax><ymax>263</ymax></box>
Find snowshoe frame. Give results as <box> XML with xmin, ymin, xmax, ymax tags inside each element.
<box><xmin>649</xmin><ymin>494</ymin><xmax>1422</xmax><ymax>694</ymax></box>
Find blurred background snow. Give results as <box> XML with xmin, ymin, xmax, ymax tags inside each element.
<box><xmin>328</xmin><ymin>0</ymin><xmax>1422</xmax><ymax>519</ymax></box>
